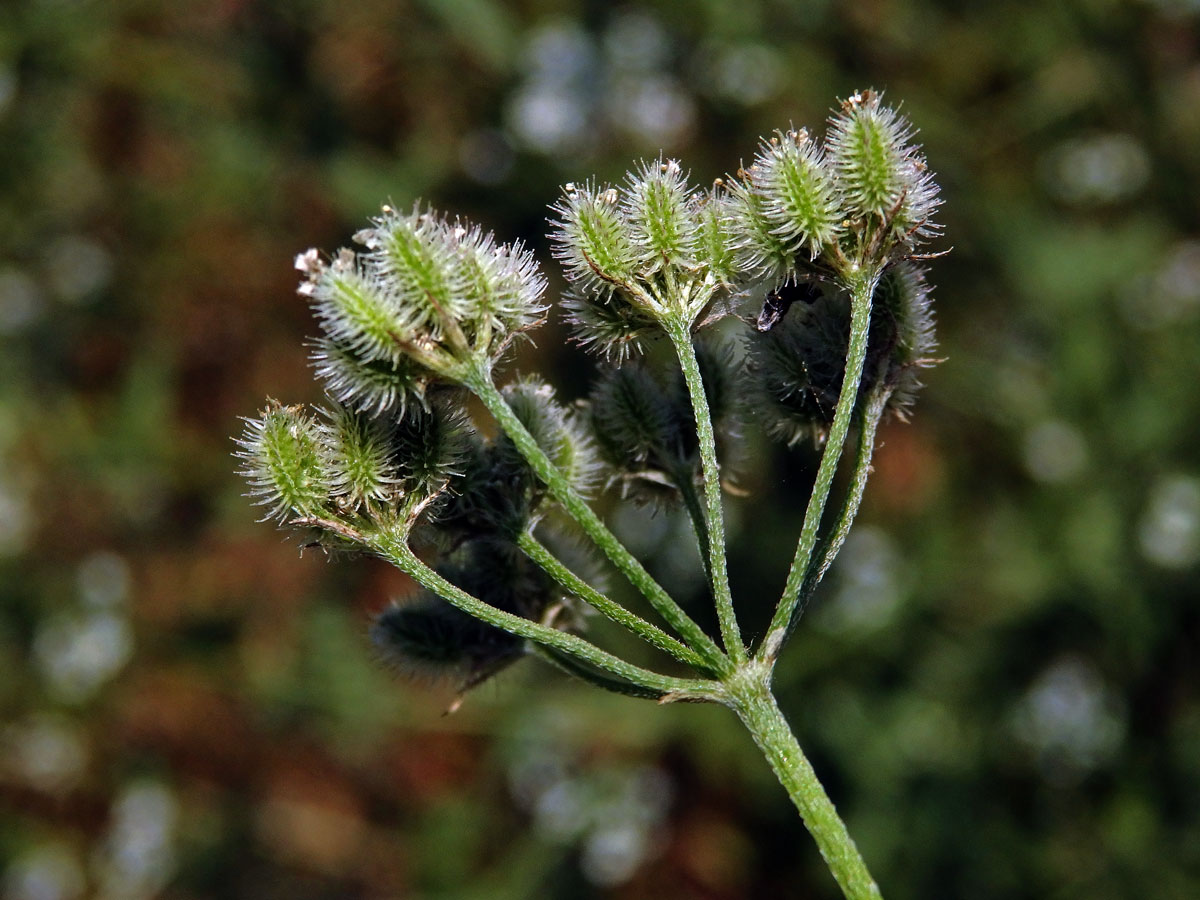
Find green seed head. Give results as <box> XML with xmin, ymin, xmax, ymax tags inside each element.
<box><xmin>309</xmin><ymin>336</ymin><xmax>434</xmax><ymax>417</ymax></box>
<box><xmin>623</xmin><ymin>157</ymin><xmax>699</xmax><ymax>273</ymax></box>
<box><xmin>358</xmin><ymin>206</ymin><xmax>471</xmax><ymax>335</ymax></box>
<box><xmin>726</xmin><ymin>176</ymin><xmax>795</xmax><ymax>284</ymax></box>
<box><xmin>872</xmin><ymin>261</ymin><xmax>939</xmax><ymax>417</ymax></box>
<box><xmin>549</xmin><ymin>182</ymin><xmax>638</xmax><ymax>295</ymax></box>
<box><xmin>298</xmin><ymin>205</ymin><xmax>547</xmax><ymax>394</ymax></box>
<box><xmin>695</xmin><ymin>186</ymin><xmax>741</xmax><ymax>287</ymax></box>
<box><xmin>589</xmin><ymin>362</ymin><xmax>683</xmax><ymax>470</ymax></box>
<box><xmin>319</xmin><ymin>406</ymin><xmax>398</xmax><ymax>510</ymax></box>
<box><xmin>560</xmin><ymin>288</ymin><xmax>661</xmax><ymax>362</ymax></box>
<box><xmin>301</xmin><ymin>248</ymin><xmax>407</xmax><ymax>366</ymax></box>
<box><xmin>236</xmin><ymin>403</ymin><xmax>330</xmax><ymax>522</ymax></box>
<box><xmin>826</xmin><ymin>90</ymin><xmax>941</xmax><ymax>242</ymax></box>
<box><xmin>746</xmin><ymin>129</ymin><xmax>842</xmax><ymax>260</ymax></box>
<box><xmin>499</xmin><ymin>377</ymin><xmax>601</xmax><ymax>500</ymax></box>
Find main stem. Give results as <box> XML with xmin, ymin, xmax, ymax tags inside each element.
<box><xmin>760</xmin><ymin>269</ymin><xmax>879</xmax><ymax>658</ymax></box>
<box><xmin>730</xmin><ymin>680</ymin><xmax>883</xmax><ymax>899</ymax></box>
<box><xmin>665</xmin><ymin>318</ymin><xmax>747</xmax><ymax>663</ymax></box>
<box><xmin>465</xmin><ymin>366</ymin><xmax>731</xmax><ymax>676</ymax></box>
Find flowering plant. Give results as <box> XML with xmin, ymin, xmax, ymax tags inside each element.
<box><xmin>238</xmin><ymin>90</ymin><xmax>942</xmax><ymax>899</ymax></box>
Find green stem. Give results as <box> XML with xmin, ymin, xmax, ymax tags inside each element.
<box><xmin>730</xmin><ymin>679</ymin><xmax>883</xmax><ymax>899</ymax></box>
<box><xmin>465</xmin><ymin>366</ymin><xmax>731</xmax><ymax>676</ymax></box>
<box><xmin>665</xmin><ymin>318</ymin><xmax>747</xmax><ymax>664</ymax></box>
<box><xmin>516</xmin><ymin>530</ymin><xmax>710</xmax><ymax>671</ymax></box>
<box><xmin>371</xmin><ymin>528</ymin><xmax>718</xmax><ymax>698</ymax></box>
<box><xmin>759</xmin><ymin>269</ymin><xmax>880</xmax><ymax>661</ymax></box>
<box><xmin>531</xmin><ymin>645</ymin><xmax>668</xmax><ymax>700</ymax></box>
<box><xmin>673</xmin><ymin>463</ymin><xmax>714</xmax><ymax>585</ymax></box>
<box><xmin>789</xmin><ymin>383</ymin><xmax>893</xmax><ymax>636</ymax></box>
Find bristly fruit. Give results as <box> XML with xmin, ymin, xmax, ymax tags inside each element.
<box><xmin>236</xmin><ymin>403</ymin><xmax>329</xmax><ymax>523</ymax></box>
<box><xmin>826</xmin><ymin>90</ymin><xmax>941</xmax><ymax>245</ymax></box>
<box><xmin>744</xmin><ymin>129</ymin><xmax>842</xmax><ymax>262</ymax></box>
<box><xmin>297</xmin><ymin>205</ymin><xmax>547</xmax><ymax>397</ymax></box>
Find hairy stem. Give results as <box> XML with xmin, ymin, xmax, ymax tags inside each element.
<box><xmin>665</xmin><ymin>318</ymin><xmax>747</xmax><ymax>664</ymax></box>
<box><xmin>759</xmin><ymin>269</ymin><xmax>880</xmax><ymax>660</ymax></box>
<box><xmin>532</xmin><ymin>645</ymin><xmax>669</xmax><ymax>700</ymax></box>
<box><xmin>517</xmin><ymin>529</ymin><xmax>710</xmax><ymax>671</ymax></box>
<box><xmin>464</xmin><ymin>366</ymin><xmax>731</xmax><ymax>676</ymax></box>
<box><xmin>789</xmin><ymin>382</ymin><xmax>893</xmax><ymax>635</ymax></box>
<box><xmin>672</xmin><ymin>463</ymin><xmax>713</xmax><ymax>585</ymax></box>
<box><xmin>371</xmin><ymin>527</ymin><xmax>718</xmax><ymax>697</ymax></box>
<box><xmin>730</xmin><ymin>678</ymin><xmax>883</xmax><ymax>899</ymax></box>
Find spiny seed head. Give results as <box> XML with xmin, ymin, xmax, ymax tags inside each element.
<box><xmin>747</xmin><ymin>129</ymin><xmax>841</xmax><ymax>260</ymax></box>
<box><xmin>747</xmin><ymin>288</ymin><xmax>854</xmax><ymax>447</ymax></box>
<box><xmin>390</xmin><ymin>398</ymin><xmax>474</xmax><ymax>499</ymax></box>
<box><xmin>560</xmin><ymin>288</ymin><xmax>660</xmax><ymax>362</ymax></box>
<box><xmin>298</xmin><ymin>205</ymin><xmax>547</xmax><ymax>392</ymax></box>
<box><xmin>549</xmin><ymin>181</ymin><xmax>638</xmax><ymax>295</ymax></box>
<box><xmin>553</xmin><ymin>166</ymin><xmax>748</xmax><ymax>348</ymax></box>
<box><xmin>236</xmin><ymin>403</ymin><xmax>330</xmax><ymax>522</ymax></box>
<box><xmin>499</xmin><ymin>377</ymin><xmax>601</xmax><ymax>499</ymax></box>
<box><xmin>433</xmin><ymin>435</ymin><xmax>533</xmax><ymax>541</ymax></box>
<box><xmin>309</xmin><ymin>337</ymin><xmax>433</xmax><ymax>417</ymax></box>
<box><xmin>726</xmin><ymin>176</ymin><xmax>794</xmax><ymax>284</ymax></box>
<box><xmin>371</xmin><ymin>594</ymin><xmax>523</xmax><ymax>684</ymax></box>
<box><xmin>319</xmin><ymin>406</ymin><xmax>397</xmax><ymax>509</ymax></box>
<box><xmin>357</xmin><ymin>205</ymin><xmax>471</xmax><ymax>335</ymax></box>
<box><xmin>623</xmin><ymin>157</ymin><xmax>698</xmax><ymax>273</ymax></box>
<box><xmin>304</xmin><ymin>248</ymin><xmax>408</xmax><ymax>366</ymax></box>
<box><xmin>749</xmin><ymin>263</ymin><xmax>940</xmax><ymax>445</ymax></box>
<box><xmin>589</xmin><ymin>362</ymin><xmax>682</xmax><ymax>469</ymax></box>
<box><xmin>695</xmin><ymin>186</ymin><xmax>741</xmax><ymax>287</ymax></box>
<box><xmin>826</xmin><ymin>90</ymin><xmax>941</xmax><ymax>240</ymax></box>
<box><xmin>447</xmin><ymin>223</ymin><xmax>547</xmax><ymax>341</ymax></box>
<box><xmin>872</xmin><ymin>261</ymin><xmax>938</xmax><ymax>417</ymax></box>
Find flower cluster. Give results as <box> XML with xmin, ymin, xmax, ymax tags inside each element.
<box><xmin>237</xmin><ymin>89</ymin><xmax>943</xmax><ymax>694</ymax></box>
<box><xmin>237</xmin><ymin>91</ymin><xmax>946</xmax><ymax>896</ymax></box>
<box><xmin>237</xmin><ymin>378</ymin><xmax>600</xmax><ymax>684</ymax></box>
<box><xmin>731</xmin><ymin>90</ymin><xmax>941</xmax><ymax>283</ymax></box>
<box><xmin>236</xmin><ymin>398</ymin><xmax>470</xmax><ymax>527</ymax></box>
<box><xmin>548</xmin><ymin>90</ymin><xmax>940</xmax><ymax>441</ymax></box>
<box><xmin>300</xmin><ymin>205</ymin><xmax>547</xmax><ymax>414</ymax></box>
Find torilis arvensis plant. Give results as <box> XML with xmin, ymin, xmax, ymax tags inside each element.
<box><xmin>238</xmin><ymin>91</ymin><xmax>942</xmax><ymax>899</ymax></box>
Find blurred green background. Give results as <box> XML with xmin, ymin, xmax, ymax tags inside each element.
<box><xmin>2</xmin><ymin>1</ymin><xmax>1198</xmax><ymax>898</ymax></box>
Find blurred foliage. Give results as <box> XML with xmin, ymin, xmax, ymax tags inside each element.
<box><xmin>1</xmin><ymin>0</ymin><xmax>1198</xmax><ymax>898</ymax></box>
